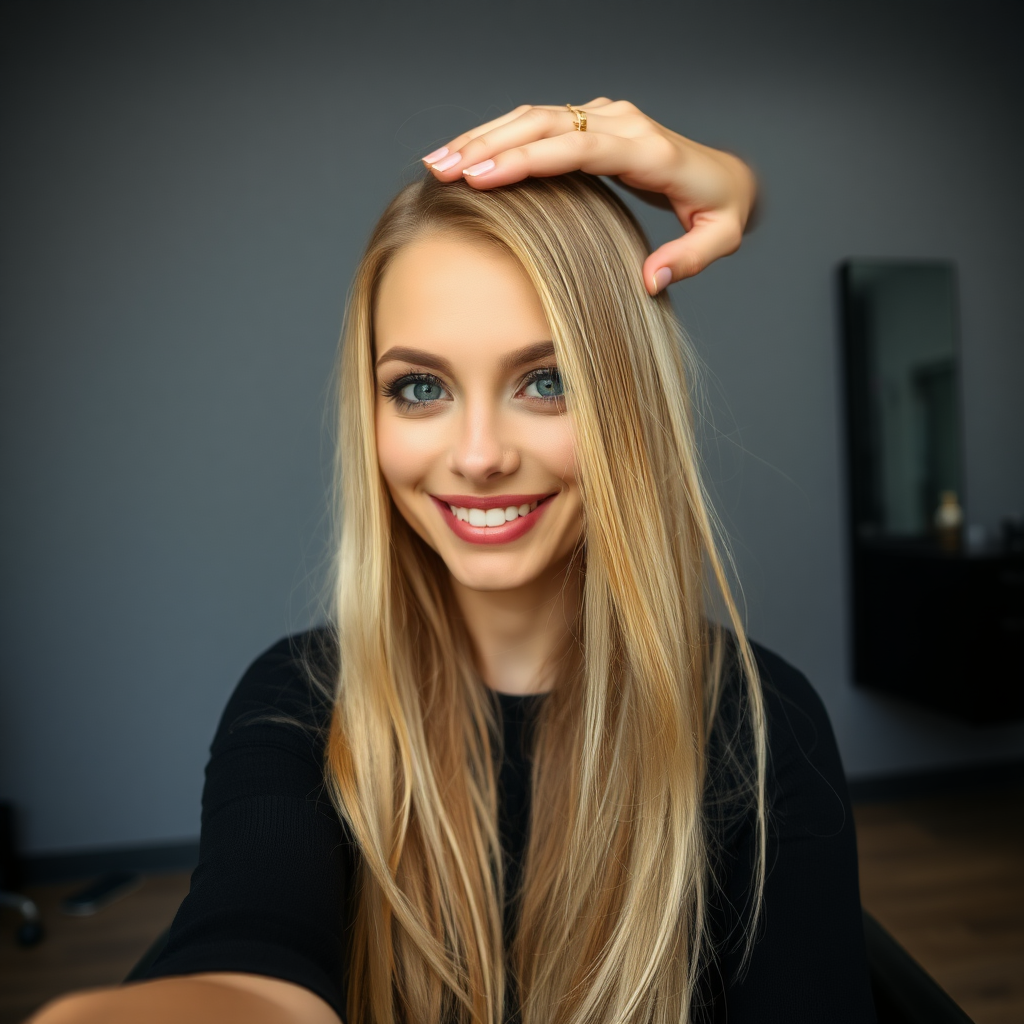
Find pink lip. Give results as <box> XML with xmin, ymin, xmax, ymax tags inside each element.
<box><xmin>430</xmin><ymin>493</ymin><xmax>556</xmax><ymax>546</ymax></box>
<box><xmin>432</xmin><ymin>492</ymin><xmax>552</xmax><ymax>510</ymax></box>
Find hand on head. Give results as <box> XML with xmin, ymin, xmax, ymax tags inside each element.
<box><xmin>422</xmin><ymin>98</ymin><xmax>757</xmax><ymax>295</ymax></box>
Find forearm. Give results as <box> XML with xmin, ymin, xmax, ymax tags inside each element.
<box><xmin>29</xmin><ymin>974</ymin><xmax>341</xmax><ymax>1024</ymax></box>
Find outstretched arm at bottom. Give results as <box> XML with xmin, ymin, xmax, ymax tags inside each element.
<box><xmin>28</xmin><ymin>972</ymin><xmax>342</xmax><ymax>1024</ymax></box>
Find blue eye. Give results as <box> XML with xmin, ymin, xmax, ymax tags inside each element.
<box><xmin>523</xmin><ymin>368</ymin><xmax>564</xmax><ymax>400</ymax></box>
<box><xmin>401</xmin><ymin>379</ymin><xmax>445</xmax><ymax>403</ymax></box>
<box><xmin>382</xmin><ymin>372</ymin><xmax>449</xmax><ymax>409</ymax></box>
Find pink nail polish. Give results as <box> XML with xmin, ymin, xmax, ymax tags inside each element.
<box><xmin>431</xmin><ymin>152</ymin><xmax>462</xmax><ymax>172</ymax></box>
<box><xmin>652</xmin><ymin>267</ymin><xmax>672</xmax><ymax>294</ymax></box>
<box><xmin>463</xmin><ymin>159</ymin><xmax>495</xmax><ymax>177</ymax></box>
<box><xmin>422</xmin><ymin>146</ymin><xmax>448</xmax><ymax>164</ymax></box>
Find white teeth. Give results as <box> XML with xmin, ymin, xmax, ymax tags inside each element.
<box><xmin>445</xmin><ymin>498</ymin><xmax>547</xmax><ymax>527</ymax></box>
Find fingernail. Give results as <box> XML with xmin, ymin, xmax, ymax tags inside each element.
<box><xmin>463</xmin><ymin>159</ymin><xmax>495</xmax><ymax>177</ymax></box>
<box><xmin>422</xmin><ymin>147</ymin><xmax>448</xmax><ymax>164</ymax></box>
<box><xmin>652</xmin><ymin>267</ymin><xmax>672</xmax><ymax>294</ymax></box>
<box><xmin>431</xmin><ymin>152</ymin><xmax>462</xmax><ymax>172</ymax></box>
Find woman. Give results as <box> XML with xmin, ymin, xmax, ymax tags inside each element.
<box><xmin>34</xmin><ymin>102</ymin><xmax>875</xmax><ymax>1024</ymax></box>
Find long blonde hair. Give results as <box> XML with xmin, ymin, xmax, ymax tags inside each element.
<box><xmin>325</xmin><ymin>172</ymin><xmax>766</xmax><ymax>1024</ymax></box>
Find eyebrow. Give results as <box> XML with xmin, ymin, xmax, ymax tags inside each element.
<box><xmin>375</xmin><ymin>340</ymin><xmax>556</xmax><ymax>376</ymax></box>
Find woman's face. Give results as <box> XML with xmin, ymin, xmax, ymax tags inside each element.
<box><xmin>374</xmin><ymin>232</ymin><xmax>583</xmax><ymax>593</ymax></box>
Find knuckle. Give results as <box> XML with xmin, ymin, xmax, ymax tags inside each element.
<box><xmin>677</xmin><ymin>250</ymin><xmax>705</xmax><ymax>279</ymax></box>
<box><xmin>570</xmin><ymin>131</ymin><xmax>599</xmax><ymax>154</ymax></box>
<box><xmin>646</xmin><ymin>133</ymin><xmax>677</xmax><ymax>163</ymax></box>
<box><xmin>461</xmin><ymin>137</ymin><xmax>486</xmax><ymax>160</ymax></box>
<box><xmin>721</xmin><ymin>225</ymin><xmax>743</xmax><ymax>254</ymax></box>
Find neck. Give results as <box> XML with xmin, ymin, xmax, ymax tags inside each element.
<box><xmin>449</xmin><ymin>554</ymin><xmax>582</xmax><ymax>696</ymax></box>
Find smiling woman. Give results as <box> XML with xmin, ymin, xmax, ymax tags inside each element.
<box><xmin>327</xmin><ymin>171</ymin><xmax>757</xmax><ymax>1023</ymax></box>
<box><xmin>33</xmin><ymin>104</ymin><xmax>875</xmax><ymax>1024</ymax></box>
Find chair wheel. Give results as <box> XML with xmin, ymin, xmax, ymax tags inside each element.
<box><xmin>16</xmin><ymin>920</ymin><xmax>44</xmax><ymax>946</ymax></box>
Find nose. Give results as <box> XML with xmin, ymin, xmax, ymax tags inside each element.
<box><xmin>447</xmin><ymin>400</ymin><xmax>520</xmax><ymax>483</ymax></box>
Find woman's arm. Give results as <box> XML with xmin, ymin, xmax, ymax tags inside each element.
<box><xmin>31</xmin><ymin>632</ymin><xmax>353</xmax><ymax>1023</ymax></box>
<box><xmin>423</xmin><ymin>98</ymin><xmax>757</xmax><ymax>294</ymax></box>
<box><xmin>29</xmin><ymin>973</ymin><xmax>340</xmax><ymax>1024</ymax></box>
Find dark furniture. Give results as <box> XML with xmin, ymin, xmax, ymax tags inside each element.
<box><xmin>0</xmin><ymin>802</ymin><xmax>44</xmax><ymax>946</ymax></box>
<box><xmin>853</xmin><ymin>539</ymin><xmax>1024</xmax><ymax>722</ymax></box>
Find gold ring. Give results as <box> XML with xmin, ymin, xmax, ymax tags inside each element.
<box><xmin>565</xmin><ymin>103</ymin><xmax>587</xmax><ymax>131</ymax></box>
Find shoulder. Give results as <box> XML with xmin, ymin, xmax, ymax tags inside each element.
<box><xmin>211</xmin><ymin>627</ymin><xmax>339</xmax><ymax>754</ymax></box>
<box><xmin>150</xmin><ymin>627</ymin><xmax>352</xmax><ymax>1012</ymax></box>
<box><xmin>748</xmin><ymin>641</ymin><xmax>848</xmax><ymax>805</ymax></box>
<box><xmin>708</xmin><ymin>637</ymin><xmax>850</xmax><ymax>835</ymax></box>
<box><xmin>199</xmin><ymin>627</ymin><xmax>341</xmax><ymax>820</ymax></box>
<box><xmin>750</xmin><ymin>642</ymin><xmax>837</xmax><ymax>762</ymax></box>
<box><xmin>732</xmin><ymin>640</ymin><xmax>852</xmax><ymax>851</ymax></box>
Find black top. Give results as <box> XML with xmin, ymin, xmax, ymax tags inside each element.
<box><xmin>146</xmin><ymin>630</ymin><xmax>877</xmax><ymax>1023</ymax></box>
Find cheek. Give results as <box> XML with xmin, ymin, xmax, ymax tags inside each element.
<box><xmin>526</xmin><ymin>415</ymin><xmax>578</xmax><ymax>483</ymax></box>
<box><xmin>374</xmin><ymin>413</ymin><xmax>404</xmax><ymax>492</ymax></box>
<box><xmin>374</xmin><ymin>405</ymin><xmax>442</xmax><ymax>493</ymax></box>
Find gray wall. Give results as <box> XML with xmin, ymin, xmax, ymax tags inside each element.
<box><xmin>2</xmin><ymin>1</ymin><xmax>1022</xmax><ymax>856</ymax></box>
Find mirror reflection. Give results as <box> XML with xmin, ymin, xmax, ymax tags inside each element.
<box><xmin>842</xmin><ymin>260</ymin><xmax>962</xmax><ymax>540</ymax></box>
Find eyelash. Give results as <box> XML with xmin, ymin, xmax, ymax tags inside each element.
<box><xmin>381</xmin><ymin>367</ymin><xmax>564</xmax><ymax>412</ymax></box>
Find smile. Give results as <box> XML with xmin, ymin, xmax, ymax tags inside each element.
<box><xmin>429</xmin><ymin>493</ymin><xmax>556</xmax><ymax>546</ymax></box>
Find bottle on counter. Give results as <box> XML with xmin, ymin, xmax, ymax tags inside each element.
<box><xmin>934</xmin><ymin>490</ymin><xmax>964</xmax><ymax>552</ymax></box>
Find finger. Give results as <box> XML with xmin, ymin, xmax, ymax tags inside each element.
<box><xmin>422</xmin><ymin>105</ymin><xmax>534</xmax><ymax>165</ymax></box>
<box><xmin>432</xmin><ymin>107</ymin><xmax>631</xmax><ymax>179</ymax></box>
<box><xmin>423</xmin><ymin>102</ymin><xmax>604</xmax><ymax>168</ymax></box>
<box><xmin>423</xmin><ymin>100</ymin><xmax>624</xmax><ymax>172</ymax></box>
<box><xmin>460</xmin><ymin>130</ymin><xmax>675</xmax><ymax>191</ymax></box>
<box><xmin>642</xmin><ymin>215</ymin><xmax>744</xmax><ymax>293</ymax></box>
<box><xmin>458</xmin><ymin>132</ymin><xmax>644</xmax><ymax>187</ymax></box>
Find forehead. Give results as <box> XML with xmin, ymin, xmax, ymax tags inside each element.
<box><xmin>374</xmin><ymin>232</ymin><xmax>550</xmax><ymax>357</ymax></box>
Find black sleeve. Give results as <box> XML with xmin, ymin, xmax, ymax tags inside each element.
<box><xmin>709</xmin><ymin>644</ymin><xmax>877</xmax><ymax>1023</ymax></box>
<box><xmin>144</xmin><ymin>631</ymin><xmax>354</xmax><ymax>1021</ymax></box>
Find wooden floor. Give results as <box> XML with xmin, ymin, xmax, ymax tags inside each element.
<box><xmin>1</xmin><ymin>786</ymin><xmax>1022</xmax><ymax>1024</ymax></box>
<box><xmin>0</xmin><ymin>872</ymin><xmax>191</xmax><ymax>1024</ymax></box>
<box><xmin>854</xmin><ymin>783</ymin><xmax>1024</xmax><ymax>1024</ymax></box>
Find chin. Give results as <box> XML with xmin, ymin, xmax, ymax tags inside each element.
<box><xmin>443</xmin><ymin>553</ymin><xmax>543</xmax><ymax>593</ymax></box>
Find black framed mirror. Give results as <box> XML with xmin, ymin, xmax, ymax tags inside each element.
<box><xmin>840</xmin><ymin>259</ymin><xmax>1023</xmax><ymax>723</ymax></box>
<box><xmin>842</xmin><ymin>260</ymin><xmax>962</xmax><ymax>544</ymax></box>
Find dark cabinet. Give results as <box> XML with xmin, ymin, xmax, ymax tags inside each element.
<box><xmin>852</xmin><ymin>541</ymin><xmax>1024</xmax><ymax>722</ymax></box>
